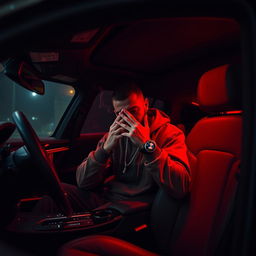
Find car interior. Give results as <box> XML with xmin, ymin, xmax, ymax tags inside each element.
<box><xmin>0</xmin><ymin>1</ymin><xmax>254</xmax><ymax>255</ymax></box>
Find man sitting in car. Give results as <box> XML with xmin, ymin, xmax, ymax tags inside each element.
<box><xmin>36</xmin><ymin>82</ymin><xmax>191</xmax><ymax>213</ymax></box>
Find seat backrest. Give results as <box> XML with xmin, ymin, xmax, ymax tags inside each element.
<box><xmin>151</xmin><ymin>64</ymin><xmax>242</xmax><ymax>256</ymax></box>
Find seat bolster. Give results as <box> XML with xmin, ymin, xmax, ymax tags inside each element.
<box><xmin>186</xmin><ymin>115</ymin><xmax>242</xmax><ymax>157</ymax></box>
<box><xmin>58</xmin><ymin>235</ymin><xmax>159</xmax><ymax>256</ymax></box>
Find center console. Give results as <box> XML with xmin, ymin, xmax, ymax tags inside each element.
<box><xmin>36</xmin><ymin>208</ymin><xmax>121</xmax><ymax>231</ymax></box>
<box><xmin>6</xmin><ymin>199</ymin><xmax>150</xmax><ymax>234</ymax></box>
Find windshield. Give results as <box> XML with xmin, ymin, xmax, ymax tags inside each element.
<box><xmin>0</xmin><ymin>73</ymin><xmax>75</xmax><ymax>138</ymax></box>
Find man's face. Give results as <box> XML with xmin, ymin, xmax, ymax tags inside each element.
<box><xmin>112</xmin><ymin>92</ymin><xmax>148</xmax><ymax>124</ymax></box>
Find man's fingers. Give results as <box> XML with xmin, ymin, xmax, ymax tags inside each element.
<box><xmin>110</xmin><ymin>122</ymin><xmax>118</xmax><ymax>131</ymax></box>
<box><xmin>110</xmin><ymin>120</ymin><xmax>127</xmax><ymax>132</ymax></box>
<box><xmin>121</xmin><ymin>132</ymin><xmax>130</xmax><ymax>137</ymax></box>
<box><xmin>110</xmin><ymin>115</ymin><xmax>122</xmax><ymax>130</ymax></box>
<box><xmin>115</xmin><ymin>114</ymin><xmax>122</xmax><ymax>122</ymax></box>
<box><xmin>122</xmin><ymin>109</ymin><xmax>137</xmax><ymax>124</ymax></box>
<box><xmin>116</xmin><ymin>121</ymin><xmax>131</xmax><ymax>131</ymax></box>
<box><xmin>113</xmin><ymin>127</ymin><xmax>125</xmax><ymax>135</ymax></box>
<box><xmin>120</xmin><ymin>113</ymin><xmax>134</xmax><ymax>127</ymax></box>
<box><xmin>110</xmin><ymin>117</ymin><xmax>119</xmax><ymax>128</ymax></box>
<box><xmin>144</xmin><ymin>113</ymin><xmax>149</xmax><ymax>127</ymax></box>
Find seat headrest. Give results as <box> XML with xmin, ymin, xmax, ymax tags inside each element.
<box><xmin>198</xmin><ymin>64</ymin><xmax>242</xmax><ymax>112</ymax></box>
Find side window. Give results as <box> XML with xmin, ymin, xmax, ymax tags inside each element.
<box><xmin>0</xmin><ymin>74</ymin><xmax>75</xmax><ymax>138</ymax></box>
<box><xmin>81</xmin><ymin>90</ymin><xmax>115</xmax><ymax>133</ymax></box>
<box><xmin>81</xmin><ymin>90</ymin><xmax>165</xmax><ymax>134</ymax></box>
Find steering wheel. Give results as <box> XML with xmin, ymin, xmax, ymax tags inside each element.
<box><xmin>12</xmin><ymin>111</ymin><xmax>73</xmax><ymax>216</ymax></box>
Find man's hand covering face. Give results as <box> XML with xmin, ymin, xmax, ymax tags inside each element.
<box><xmin>117</xmin><ymin>109</ymin><xmax>151</xmax><ymax>148</ymax></box>
<box><xmin>103</xmin><ymin>114</ymin><xmax>125</xmax><ymax>153</ymax></box>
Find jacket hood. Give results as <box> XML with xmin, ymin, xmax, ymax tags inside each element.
<box><xmin>147</xmin><ymin>108</ymin><xmax>171</xmax><ymax>133</ymax></box>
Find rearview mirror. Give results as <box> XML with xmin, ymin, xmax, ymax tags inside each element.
<box><xmin>3</xmin><ymin>59</ymin><xmax>45</xmax><ymax>95</ymax></box>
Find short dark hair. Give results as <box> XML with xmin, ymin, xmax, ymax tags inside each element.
<box><xmin>112</xmin><ymin>81</ymin><xmax>143</xmax><ymax>101</ymax></box>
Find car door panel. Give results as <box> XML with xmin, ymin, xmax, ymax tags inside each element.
<box><xmin>53</xmin><ymin>133</ymin><xmax>106</xmax><ymax>184</ymax></box>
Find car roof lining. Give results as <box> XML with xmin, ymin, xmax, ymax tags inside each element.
<box><xmin>22</xmin><ymin>17</ymin><xmax>240</xmax><ymax>102</ymax></box>
<box><xmin>0</xmin><ymin>3</ymin><xmax>242</xmax><ymax>102</ymax></box>
<box><xmin>91</xmin><ymin>18</ymin><xmax>240</xmax><ymax>74</ymax></box>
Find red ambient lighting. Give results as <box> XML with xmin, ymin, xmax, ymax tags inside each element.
<box><xmin>20</xmin><ymin>197</ymin><xmax>42</xmax><ymax>202</ymax></box>
<box><xmin>191</xmin><ymin>102</ymin><xmax>200</xmax><ymax>106</ymax></box>
<box><xmin>224</xmin><ymin>111</ymin><xmax>242</xmax><ymax>114</ymax></box>
<box><xmin>134</xmin><ymin>224</ymin><xmax>148</xmax><ymax>232</ymax></box>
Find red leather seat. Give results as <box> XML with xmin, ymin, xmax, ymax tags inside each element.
<box><xmin>58</xmin><ymin>64</ymin><xmax>242</xmax><ymax>256</ymax></box>
<box><xmin>171</xmin><ymin>64</ymin><xmax>241</xmax><ymax>255</ymax></box>
<box><xmin>59</xmin><ymin>235</ymin><xmax>158</xmax><ymax>256</ymax></box>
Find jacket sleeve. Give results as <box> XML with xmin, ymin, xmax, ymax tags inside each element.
<box><xmin>144</xmin><ymin>125</ymin><xmax>191</xmax><ymax>198</ymax></box>
<box><xmin>76</xmin><ymin>133</ymin><xmax>112</xmax><ymax>190</ymax></box>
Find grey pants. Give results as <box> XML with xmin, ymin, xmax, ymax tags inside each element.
<box><xmin>33</xmin><ymin>183</ymin><xmax>155</xmax><ymax>215</ymax></box>
<box><xmin>33</xmin><ymin>183</ymin><xmax>108</xmax><ymax>215</ymax></box>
